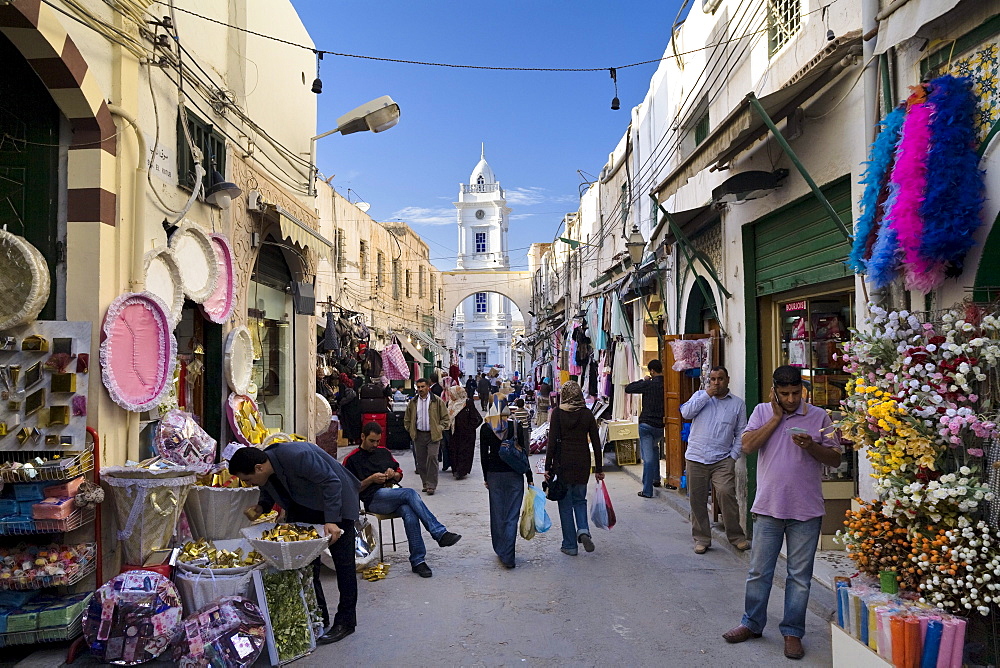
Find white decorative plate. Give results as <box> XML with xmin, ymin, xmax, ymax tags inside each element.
<box><xmin>224</xmin><ymin>326</ymin><xmax>254</xmax><ymax>395</ymax></box>
<box><xmin>143</xmin><ymin>246</ymin><xmax>184</xmax><ymax>327</ymax></box>
<box><xmin>0</xmin><ymin>229</ymin><xmax>50</xmax><ymax>331</ymax></box>
<box><xmin>169</xmin><ymin>221</ymin><xmax>218</xmax><ymax>303</ymax></box>
<box><xmin>199</xmin><ymin>233</ymin><xmax>236</xmax><ymax>324</ymax></box>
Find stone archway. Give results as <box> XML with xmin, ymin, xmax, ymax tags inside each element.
<box><xmin>440</xmin><ymin>270</ymin><xmax>533</xmax><ymax>322</ymax></box>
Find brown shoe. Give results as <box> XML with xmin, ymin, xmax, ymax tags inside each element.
<box><xmin>783</xmin><ymin>636</ymin><xmax>804</xmax><ymax>660</ymax></box>
<box><xmin>733</xmin><ymin>540</ymin><xmax>751</xmax><ymax>551</ymax></box>
<box><xmin>425</xmin><ymin>489</ymin><xmax>435</xmax><ymax>495</ymax></box>
<box><xmin>722</xmin><ymin>625</ymin><xmax>762</xmax><ymax>643</ymax></box>
<box><xmin>694</xmin><ymin>544</ymin><xmax>709</xmax><ymax>554</ymax></box>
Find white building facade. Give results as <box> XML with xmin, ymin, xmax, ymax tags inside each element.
<box><xmin>452</xmin><ymin>150</ymin><xmax>521</xmax><ymax>374</ymax></box>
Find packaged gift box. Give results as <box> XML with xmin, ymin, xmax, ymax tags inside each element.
<box><xmin>7</xmin><ymin>608</ymin><xmax>38</xmax><ymax>632</ymax></box>
<box><xmin>38</xmin><ymin>592</ymin><xmax>91</xmax><ymax>628</ymax></box>
<box><xmin>32</xmin><ymin>497</ymin><xmax>75</xmax><ymax>520</ymax></box>
<box><xmin>12</xmin><ymin>483</ymin><xmax>46</xmax><ymax>502</ymax></box>
<box><xmin>42</xmin><ymin>477</ymin><xmax>83</xmax><ymax>499</ymax></box>
<box><xmin>0</xmin><ymin>500</ymin><xmax>18</xmax><ymax>517</ymax></box>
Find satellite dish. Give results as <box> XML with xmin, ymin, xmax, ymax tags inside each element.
<box><xmin>355</xmin><ymin>202</ymin><xmax>371</xmax><ymax>213</ymax></box>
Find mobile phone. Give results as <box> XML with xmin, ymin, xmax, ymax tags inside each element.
<box><xmin>786</xmin><ymin>427</ymin><xmax>808</xmax><ymax>435</ymax></box>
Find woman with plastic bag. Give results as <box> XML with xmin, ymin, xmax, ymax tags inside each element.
<box><xmin>481</xmin><ymin>407</ymin><xmax>533</xmax><ymax>569</ymax></box>
<box><xmin>545</xmin><ymin>381</ymin><xmax>604</xmax><ymax>556</ymax></box>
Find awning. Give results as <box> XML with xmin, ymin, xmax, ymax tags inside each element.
<box><xmin>411</xmin><ymin>330</ymin><xmax>448</xmax><ymax>361</ymax></box>
<box><xmin>660</xmin><ymin>205</ymin><xmax>718</xmax><ymax>245</ymax></box>
<box><xmin>396</xmin><ymin>335</ymin><xmax>429</xmax><ymax>365</ymax></box>
<box><xmin>620</xmin><ymin>268</ymin><xmax>659</xmax><ymax>304</ymax></box>
<box><xmin>873</xmin><ymin>0</ymin><xmax>962</xmax><ymax>55</ymax></box>
<box><xmin>275</xmin><ymin>205</ymin><xmax>333</xmax><ymax>263</ymax></box>
<box><xmin>652</xmin><ymin>32</ymin><xmax>862</xmax><ymax>202</ymax></box>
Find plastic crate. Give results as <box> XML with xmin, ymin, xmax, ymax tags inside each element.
<box><xmin>614</xmin><ymin>439</ymin><xmax>639</xmax><ymax>466</ymax></box>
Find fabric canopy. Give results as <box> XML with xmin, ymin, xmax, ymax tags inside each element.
<box><xmin>275</xmin><ymin>205</ymin><xmax>333</xmax><ymax>262</ymax></box>
<box><xmin>396</xmin><ymin>335</ymin><xmax>429</xmax><ymax>365</ymax></box>
<box><xmin>410</xmin><ymin>329</ymin><xmax>448</xmax><ymax>360</ymax></box>
<box><xmin>873</xmin><ymin>0</ymin><xmax>962</xmax><ymax>55</ymax></box>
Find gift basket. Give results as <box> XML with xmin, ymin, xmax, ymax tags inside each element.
<box><xmin>82</xmin><ymin>571</ymin><xmax>183</xmax><ymax>664</ymax></box>
<box><xmin>102</xmin><ymin>465</ymin><xmax>195</xmax><ymax>565</ymax></box>
<box><xmin>240</xmin><ymin>524</ymin><xmax>329</xmax><ymax>571</ymax></box>
<box><xmin>155</xmin><ymin>410</ymin><xmax>218</xmax><ymax>475</ymax></box>
<box><xmin>171</xmin><ymin>596</ymin><xmax>266</xmax><ymax>668</ymax></box>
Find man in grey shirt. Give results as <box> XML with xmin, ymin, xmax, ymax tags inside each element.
<box><xmin>680</xmin><ymin>366</ymin><xmax>749</xmax><ymax>554</ymax></box>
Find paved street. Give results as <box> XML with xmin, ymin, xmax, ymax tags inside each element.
<box><xmin>307</xmin><ymin>447</ymin><xmax>833</xmax><ymax>668</ymax></box>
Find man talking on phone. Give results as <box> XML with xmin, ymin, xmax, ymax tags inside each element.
<box><xmin>723</xmin><ymin>365</ymin><xmax>842</xmax><ymax>661</ymax></box>
<box><xmin>230</xmin><ymin>442</ymin><xmax>361</xmax><ymax>645</ymax></box>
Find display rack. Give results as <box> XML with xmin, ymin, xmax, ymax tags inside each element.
<box><xmin>0</xmin><ymin>508</ymin><xmax>95</xmax><ymax>536</ymax></box>
<box><xmin>0</xmin><ymin>610</ymin><xmax>85</xmax><ymax>648</ymax></box>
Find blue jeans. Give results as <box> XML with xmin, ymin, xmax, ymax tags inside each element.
<box><xmin>556</xmin><ymin>483</ymin><xmax>590</xmax><ymax>551</ymax></box>
<box><xmin>638</xmin><ymin>423</ymin><xmax>661</xmax><ymax>496</ymax></box>
<box><xmin>366</xmin><ymin>487</ymin><xmax>446</xmax><ymax>567</ymax></box>
<box><xmin>741</xmin><ymin>514</ymin><xmax>822</xmax><ymax>638</ymax></box>
<box><xmin>487</xmin><ymin>471</ymin><xmax>524</xmax><ymax>567</ymax></box>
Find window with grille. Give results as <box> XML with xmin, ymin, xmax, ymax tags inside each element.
<box><xmin>177</xmin><ymin>110</ymin><xmax>226</xmax><ymax>195</ymax></box>
<box><xmin>418</xmin><ymin>266</ymin><xmax>426</xmax><ymax>298</ymax></box>
<box><xmin>767</xmin><ymin>0</ymin><xmax>800</xmax><ymax>56</ymax></box>
<box><xmin>475</xmin><ymin>292</ymin><xmax>487</xmax><ymax>313</ymax></box>
<box><xmin>694</xmin><ymin>110</ymin><xmax>710</xmax><ymax>146</ymax></box>
<box><xmin>475</xmin><ymin>232</ymin><xmax>487</xmax><ymax>253</ymax></box>
<box><xmin>376</xmin><ymin>251</ymin><xmax>385</xmax><ymax>287</ymax></box>
<box><xmin>359</xmin><ymin>241</ymin><xmax>368</xmax><ymax>279</ymax></box>
<box><xmin>405</xmin><ymin>269</ymin><xmax>412</xmax><ymax>298</ymax></box>
<box><xmin>476</xmin><ymin>351</ymin><xmax>487</xmax><ymax>369</ymax></box>
<box><xmin>336</xmin><ymin>228</ymin><xmax>346</xmax><ymax>272</ymax></box>
<box><xmin>430</xmin><ymin>274</ymin><xmax>436</xmax><ymax>303</ymax></box>
<box><xmin>392</xmin><ymin>259</ymin><xmax>400</xmax><ymax>300</ymax></box>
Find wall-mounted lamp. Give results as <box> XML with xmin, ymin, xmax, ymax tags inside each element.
<box><xmin>309</xmin><ymin>96</ymin><xmax>401</xmax><ymax>195</ymax></box>
<box><xmin>626</xmin><ymin>224</ymin><xmax>646</xmax><ymax>266</ymax></box>
<box><xmin>205</xmin><ymin>168</ymin><xmax>242</xmax><ymax>209</ymax></box>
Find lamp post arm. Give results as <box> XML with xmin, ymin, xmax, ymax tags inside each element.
<box><xmin>309</xmin><ymin>127</ymin><xmax>342</xmax><ymax>197</ymax></box>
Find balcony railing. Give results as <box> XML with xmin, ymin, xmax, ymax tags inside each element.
<box><xmin>462</xmin><ymin>184</ymin><xmax>503</xmax><ymax>196</ymax></box>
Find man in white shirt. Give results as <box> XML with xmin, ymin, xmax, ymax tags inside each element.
<box><xmin>404</xmin><ymin>378</ymin><xmax>450</xmax><ymax>495</ymax></box>
<box><xmin>680</xmin><ymin>366</ymin><xmax>750</xmax><ymax>554</ymax></box>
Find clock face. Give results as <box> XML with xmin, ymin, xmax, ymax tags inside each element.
<box><xmin>475</xmin><ymin>209</ymin><xmax>485</xmax><ymax>220</ymax></box>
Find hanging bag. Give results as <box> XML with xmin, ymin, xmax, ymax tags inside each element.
<box><xmin>498</xmin><ymin>435</ymin><xmax>531</xmax><ymax>474</ymax></box>
<box><xmin>519</xmin><ymin>488</ymin><xmax>536</xmax><ymax>540</ymax></box>
<box><xmin>528</xmin><ymin>485</ymin><xmax>552</xmax><ymax>533</ymax></box>
<box><xmin>589</xmin><ymin>479</ymin><xmax>616</xmax><ymax>530</ymax></box>
<box><xmin>543</xmin><ymin>464</ymin><xmax>568</xmax><ymax>501</ymax></box>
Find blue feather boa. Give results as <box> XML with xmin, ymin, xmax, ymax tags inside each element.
<box><xmin>918</xmin><ymin>75</ymin><xmax>985</xmax><ymax>274</ymax></box>
<box><xmin>868</xmin><ymin>184</ymin><xmax>902</xmax><ymax>288</ymax></box>
<box><xmin>849</xmin><ymin>106</ymin><xmax>906</xmax><ymax>273</ymax></box>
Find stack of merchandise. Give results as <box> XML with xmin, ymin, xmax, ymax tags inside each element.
<box><xmin>0</xmin><ymin>542</ymin><xmax>95</xmax><ymax>589</ymax></box>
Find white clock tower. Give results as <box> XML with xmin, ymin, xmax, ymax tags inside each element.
<box><xmin>453</xmin><ymin>147</ymin><xmax>517</xmax><ymax>375</ymax></box>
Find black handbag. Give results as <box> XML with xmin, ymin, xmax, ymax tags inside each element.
<box><xmin>543</xmin><ymin>467</ymin><xmax>568</xmax><ymax>501</ymax></box>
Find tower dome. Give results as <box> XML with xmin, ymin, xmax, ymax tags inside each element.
<box><xmin>469</xmin><ymin>144</ymin><xmax>496</xmax><ymax>185</ymax></box>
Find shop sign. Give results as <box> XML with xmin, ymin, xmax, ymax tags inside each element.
<box><xmin>784</xmin><ymin>300</ymin><xmax>807</xmax><ymax>312</ymax></box>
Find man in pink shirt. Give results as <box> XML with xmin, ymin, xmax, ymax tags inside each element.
<box><xmin>722</xmin><ymin>365</ymin><xmax>842</xmax><ymax>661</ymax></box>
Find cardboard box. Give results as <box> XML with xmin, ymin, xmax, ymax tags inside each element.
<box><xmin>606</xmin><ymin>420</ymin><xmax>639</xmax><ymax>441</ymax></box>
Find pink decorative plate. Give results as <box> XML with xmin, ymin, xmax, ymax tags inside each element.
<box><xmin>199</xmin><ymin>233</ymin><xmax>236</xmax><ymax>324</ymax></box>
<box><xmin>100</xmin><ymin>292</ymin><xmax>177</xmax><ymax>412</ymax></box>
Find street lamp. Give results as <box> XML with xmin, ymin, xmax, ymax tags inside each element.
<box><xmin>309</xmin><ymin>95</ymin><xmax>401</xmax><ymax>195</ymax></box>
<box><xmin>626</xmin><ymin>224</ymin><xmax>646</xmax><ymax>267</ymax></box>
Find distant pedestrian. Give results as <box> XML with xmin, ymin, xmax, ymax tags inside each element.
<box><xmin>679</xmin><ymin>366</ymin><xmax>749</xmax><ymax>553</ymax></box>
<box><xmin>404</xmin><ymin>378</ymin><xmax>450</xmax><ymax>495</ymax></box>
<box><xmin>535</xmin><ymin>377</ymin><xmax>551</xmax><ymax>426</ymax></box>
<box><xmin>447</xmin><ymin>385</ymin><xmax>482</xmax><ymax>480</ymax></box>
<box><xmin>544</xmin><ymin>381</ymin><xmax>604</xmax><ymax>556</ymax></box>
<box><xmin>511</xmin><ymin>398</ymin><xmax>530</xmax><ymax>430</ymax></box>
<box><xmin>723</xmin><ymin>365</ymin><xmax>842</xmax><ymax>661</ymax></box>
<box><xmin>477</xmin><ymin>374</ymin><xmax>492</xmax><ymax>411</ymax></box>
<box><xmin>465</xmin><ymin>373</ymin><xmax>478</xmax><ymax>399</ymax></box>
<box><xmin>625</xmin><ymin>360</ymin><xmax>665</xmax><ymax>498</ymax></box>
<box><xmin>481</xmin><ymin>407</ymin><xmax>533</xmax><ymax>568</ymax></box>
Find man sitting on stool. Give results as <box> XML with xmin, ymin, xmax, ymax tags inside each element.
<box><xmin>343</xmin><ymin>422</ymin><xmax>462</xmax><ymax>578</ymax></box>
<box><xmin>230</xmin><ymin>441</ymin><xmax>359</xmax><ymax>645</ymax></box>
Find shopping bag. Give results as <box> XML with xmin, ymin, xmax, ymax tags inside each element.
<box><xmin>519</xmin><ymin>487</ymin><xmax>537</xmax><ymax>540</ymax></box>
<box><xmin>528</xmin><ymin>485</ymin><xmax>551</xmax><ymax>533</ymax></box>
<box><xmin>590</xmin><ymin>479</ymin><xmax>616</xmax><ymax>530</ymax></box>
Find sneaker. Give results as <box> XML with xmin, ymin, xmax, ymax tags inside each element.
<box><xmin>559</xmin><ymin>547</ymin><xmax>578</xmax><ymax>556</ymax></box>
<box><xmin>694</xmin><ymin>544</ymin><xmax>709</xmax><ymax>554</ymax></box>
<box><xmin>437</xmin><ymin>531</ymin><xmax>462</xmax><ymax>548</ymax></box>
<box><xmin>578</xmin><ymin>534</ymin><xmax>595</xmax><ymax>553</ymax></box>
<box><xmin>412</xmin><ymin>562</ymin><xmax>433</xmax><ymax>578</ymax></box>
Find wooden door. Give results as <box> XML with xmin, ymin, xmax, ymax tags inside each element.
<box><xmin>661</xmin><ymin>333</ymin><xmax>713</xmax><ymax>488</ymax></box>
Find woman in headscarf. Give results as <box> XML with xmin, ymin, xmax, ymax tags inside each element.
<box><xmin>545</xmin><ymin>380</ymin><xmax>604</xmax><ymax>556</ymax></box>
<box><xmin>480</xmin><ymin>407</ymin><xmax>532</xmax><ymax>568</ymax></box>
<box><xmin>535</xmin><ymin>377</ymin><xmax>552</xmax><ymax>426</ymax></box>
<box><xmin>447</xmin><ymin>385</ymin><xmax>482</xmax><ymax>480</ymax></box>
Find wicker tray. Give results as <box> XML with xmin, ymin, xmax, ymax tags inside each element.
<box><xmin>241</xmin><ymin>524</ymin><xmax>329</xmax><ymax>571</ymax></box>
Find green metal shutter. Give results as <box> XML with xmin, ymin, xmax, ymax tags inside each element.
<box><xmin>752</xmin><ymin>176</ymin><xmax>853</xmax><ymax>297</ymax></box>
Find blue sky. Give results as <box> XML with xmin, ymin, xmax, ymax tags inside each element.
<box><xmin>290</xmin><ymin>0</ymin><xmax>685</xmax><ymax>270</ymax></box>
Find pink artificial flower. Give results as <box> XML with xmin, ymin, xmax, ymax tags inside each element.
<box><xmin>968</xmin><ymin>394</ymin><xmax>978</xmax><ymax>402</ymax></box>
<box><xmin>967</xmin><ymin>448</ymin><xmax>984</xmax><ymax>457</ymax></box>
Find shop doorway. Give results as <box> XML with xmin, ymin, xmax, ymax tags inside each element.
<box><xmin>250</xmin><ymin>241</ymin><xmax>299</xmax><ymax>433</ymax></box>
<box><xmin>0</xmin><ymin>33</ymin><xmax>63</xmax><ymax>319</ymax></box>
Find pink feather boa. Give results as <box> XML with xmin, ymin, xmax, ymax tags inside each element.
<box><xmin>885</xmin><ymin>101</ymin><xmax>933</xmax><ymax>289</ymax></box>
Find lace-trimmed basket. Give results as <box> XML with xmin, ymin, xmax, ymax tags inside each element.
<box><xmin>241</xmin><ymin>524</ymin><xmax>329</xmax><ymax>571</ymax></box>
<box><xmin>102</xmin><ymin>467</ymin><xmax>195</xmax><ymax>565</ymax></box>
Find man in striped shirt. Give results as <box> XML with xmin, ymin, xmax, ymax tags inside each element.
<box><xmin>511</xmin><ymin>398</ymin><xmax>531</xmax><ymax>430</ymax></box>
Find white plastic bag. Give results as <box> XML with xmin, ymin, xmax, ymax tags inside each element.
<box><xmin>589</xmin><ymin>479</ymin><xmax>616</xmax><ymax>530</ymax></box>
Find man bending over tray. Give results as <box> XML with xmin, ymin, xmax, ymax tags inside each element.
<box><xmin>230</xmin><ymin>442</ymin><xmax>360</xmax><ymax>645</ymax></box>
<box><xmin>342</xmin><ymin>421</ymin><xmax>462</xmax><ymax>579</ymax></box>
